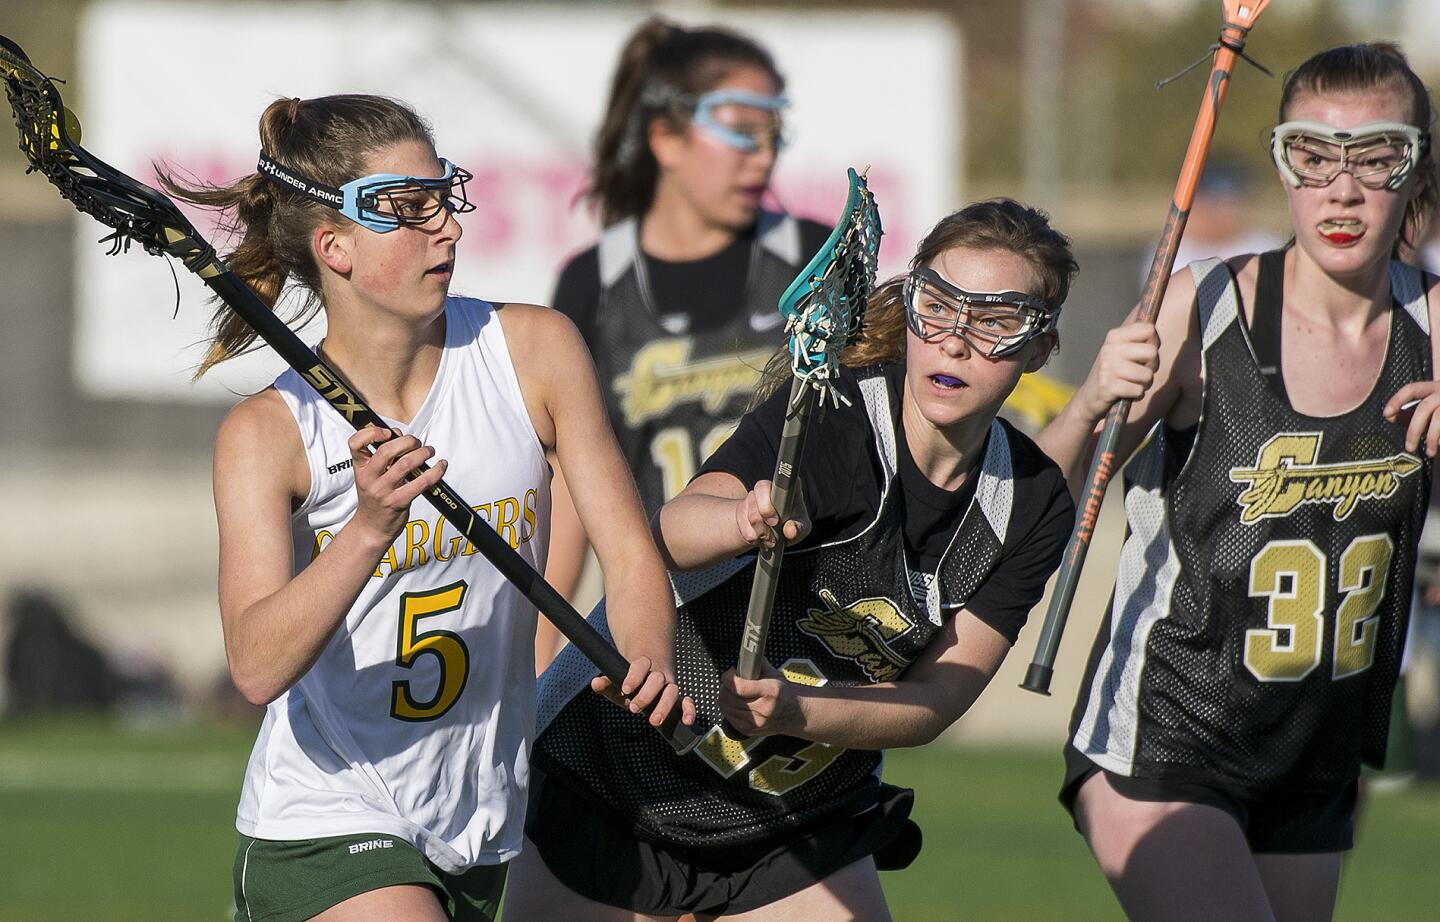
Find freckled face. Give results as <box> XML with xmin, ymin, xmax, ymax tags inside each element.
<box><xmin>904</xmin><ymin>245</ymin><xmax>1053</xmax><ymax>431</ymax></box>
<box><xmin>343</xmin><ymin>139</ymin><xmax>463</xmax><ymax>320</ymax></box>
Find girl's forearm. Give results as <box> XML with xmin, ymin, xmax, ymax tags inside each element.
<box><xmin>1035</xmin><ymin>399</ymin><xmax>1104</xmax><ymax>500</ymax></box>
<box><xmin>653</xmin><ymin>493</ymin><xmax>751</xmax><ymax>570</ymax></box>
<box><xmin>224</xmin><ymin>523</ymin><xmax>389</xmax><ymax>704</ymax></box>
<box><xmin>597</xmin><ymin>543</ymin><xmax>679</xmax><ymax>669</ymax></box>
<box><xmin>790</xmin><ymin>681</ymin><xmax>967</xmax><ymax>750</ymax></box>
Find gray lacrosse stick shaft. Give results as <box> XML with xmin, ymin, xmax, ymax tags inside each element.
<box><xmin>736</xmin><ymin>377</ymin><xmax>814</xmax><ymax>679</ymax></box>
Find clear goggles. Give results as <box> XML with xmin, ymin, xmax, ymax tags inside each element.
<box><xmin>903</xmin><ymin>266</ymin><xmax>1057</xmax><ymax>357</ymax></box>
<box><xmin>1270</xmin><ymin>121</ymin><xmax>1429</xmax><ymax>192</ymax></box>
<box><xmin>256</xmin><ymin>154</ymin><xmax>475</xmax><ymax>233</ymax></box>
<box><xmin>692</xmin><ymin>89</ymin><xmax>789</xmax><ymax>154</ymax></box>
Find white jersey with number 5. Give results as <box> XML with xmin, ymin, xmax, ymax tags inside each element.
<box><xmin>235</xmin><ymin>296</ymin><xmax>550</xmax><ymax>872</ymax></box>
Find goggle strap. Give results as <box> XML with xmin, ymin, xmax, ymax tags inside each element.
<box><xmin>256</xmin><ymin>154</ymin><xmax>346</xmax><ymax>211</ymax></box>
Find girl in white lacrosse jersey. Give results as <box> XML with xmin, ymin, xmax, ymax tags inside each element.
<box><xmin>1039</xmin><ymin>43</ymin><xmax>1440</xmax><ymax>921</ymax></box>
<box><xmin>164</xmin><ymin>94</ymin><xmax>690</xmax><ymax>922</ymax></box>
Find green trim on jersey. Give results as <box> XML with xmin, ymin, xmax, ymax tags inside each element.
<box><xmin>232</xmin><ymin>832</ymin><xmax>506</xmax><ymax>922</ymax></box>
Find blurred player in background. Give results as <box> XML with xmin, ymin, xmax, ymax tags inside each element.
<box><xmin>505</xmin><ymin>200</ymin><xmax>1077</xmax><ymax>921</ymax></box>
<box><xmin>165</xmin><ymin>94</ymin><xmax>689</xmax><ymax>922</ymax></box>
<box><xmin>538</xmin><ymin>17</ymin><xmax>832</xmax><ymax>670</ymax></box>
<box><xmin>1038</xmin><ymin>42</ymin><xmax>1440</xmax><ymax>922</ymax></box>
<box><xmin>1135</xmin><ymin>157</ymin><xmax>1283</xmax><ymax>296</ymax></box>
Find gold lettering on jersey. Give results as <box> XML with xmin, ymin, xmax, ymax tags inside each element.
<box><xmin>1229</xmin><ymin>433</ymin><xmax>1421</xmax><ymax>524</ymax></box>
<box><xmin>612</xmin><ymin>339</ymin><xmax>774</xmax><ymax>427</ymax></box>
<box><xmin>796</xmin><ymin>590</ymin><xmax>914</xmax><ymax>682</ymax></box>
<box><xmin>309</xmin><ymin>489</ymin><xmax>541</xmax><ymax>577</ymax></box>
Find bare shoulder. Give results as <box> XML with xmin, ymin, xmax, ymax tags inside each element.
<box><xmin>494</xmin><ymin>302</ymin><xmax>587</xmax><ymax>357</ymax></box>
<box><xmin>214</xmin><ymin>387</ymin><xmax>307</xmax><ymax>505</ymax></box>
<box><xmin>494</xmin><ymin>302</ymin><xmax>596</xmax><ymax>395</ymax></box>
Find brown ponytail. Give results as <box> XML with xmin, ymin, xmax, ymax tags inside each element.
<box><xmin>158</xmin><ymin>94</ymin><xmax>434</xmax><ymax>378</ymax></box>
<box><xmin>590</xmin><ymin>16</ymin><xmax>783</xmax><ymax>226</ymax></box>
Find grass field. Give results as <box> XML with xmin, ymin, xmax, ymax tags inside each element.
<box><xmin>1</xmin><ymin>716</ymin><xmax>1437</xmax><ymax>920</ymax></box>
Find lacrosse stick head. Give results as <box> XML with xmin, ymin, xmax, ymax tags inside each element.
<box><xmin>777</xmin><ymin>167</ymin><xmax>882</xmax><ymax>392</ymax></box>
<box><xmin>1222</xmin><ymin>0</ymin><xmax>1271</xmax><ymax>30</ymax></box>
<box><xmin>0</xmin><ymin>34</ymin><xmax>210</xmax><ymax>264</ymax></box>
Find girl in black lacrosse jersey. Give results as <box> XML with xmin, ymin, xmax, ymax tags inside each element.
<box><xmin>504</xmin><ymin>200</ymin><xmax>1077</xmax><ymax>920</ymax></box>
<box><xmin>1039</xmin><ymin>43</ymin><xmax>1440</xmax><ymax>921</ymax></box>
<box><xmin>537</xmin><ymin>17</ymin><xmax>831</xmax><ymax>669</ymax></box>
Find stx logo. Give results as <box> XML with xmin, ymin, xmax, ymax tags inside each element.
<box><xmin>1229</xmin><ymin>433</ymin><xmax>1421</xmax><ymax>524</ymax></box>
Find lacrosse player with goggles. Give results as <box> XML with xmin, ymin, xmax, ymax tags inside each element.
<box><xmin>504</xmin><ymin>199</ymin><xmax>1077</xmax><ymax>920</ymax></box>
<box><xmin>166</xmin><ymin>94</ymin><xmax>690</xmax><ymax>922</ymax></box>
<box><xmin>537</xmin><ymin>17</ymin><xmax>834</xmax><ymax>670</ymax></box>
<box><xmin>1037</xmin><ymin>42</ymin><xmax>1440</xmax><ymax>921</ymax></box>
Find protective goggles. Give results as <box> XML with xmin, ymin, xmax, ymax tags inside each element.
<box><xmin>903</xmin><ymin>266</ymin><xmax>1057</xmax><ymax>357</ymax></box>
<box><xmin>1270</xmin><ymin>121</ymin><xmax>1429</xmax><ymax>191</ymax></box>
<box><xmin>692</xmin><ymin>89</ymin><xmax>789</xmax><ymax>154</ymax></box>
<box><xmin>256</xmin><ymin>154</ymin><xmax>475</xmax><ymax>233</ymax></box>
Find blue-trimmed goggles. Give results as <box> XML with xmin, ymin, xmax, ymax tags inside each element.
<box><xmin>1271</xmin><ymin>121</ymin><xmax>1429</xmax><ymax>192</ymax></box>
<box><xmin>903</xmin><ymin>266</ymin><xmax>1057</xmax><ymax>357</ymax></box>
<box><xmin>256</xmin><ymin>154</ymin><xmax>475</xmax><ymax>233</ymax></box>
<box><xmin>692</xmin><ymin>89</ymin><xmax>789</xmax><ymax>154</ymax></box>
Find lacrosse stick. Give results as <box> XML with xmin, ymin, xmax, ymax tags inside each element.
<box><xmin>735</xmin><ymin>167</ymin><xmax>882</xmax><ymax>680</ymax></box>
<box><xmin>1021</xmin><ymin>0</ymin><xmax>1272</xmax><ymax>695</ymax></box>
<box><xmin>0</xmin><ymin>34</ymin><xmax>700</xmax><ymax>753</ymax></box>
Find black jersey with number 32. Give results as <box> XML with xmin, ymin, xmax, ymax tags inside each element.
<box><xmin>1071</xmin><ymin>256</ymin><xmax>1432</xmax><ymax>796</ymax></box>
<box><xmin>534</xmin><ymin>366</ymin><xmax>1030</xmax><ymax>847</ymax></box>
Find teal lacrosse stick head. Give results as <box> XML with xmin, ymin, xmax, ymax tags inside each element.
<box><xmin>778</xmin><ymin>167</ymin><xmax>882</xmax><ymax>392</ymax></box>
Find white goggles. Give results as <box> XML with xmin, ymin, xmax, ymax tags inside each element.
<box><xmin>903</xmin><ymin>267</ymin><xmax>1056</xmax><ymax>357</ymax></box>
<box><xmin>1271</xmin><ymin>120</ymin><xmax>1428</xmax><ymax>191</ymax></box>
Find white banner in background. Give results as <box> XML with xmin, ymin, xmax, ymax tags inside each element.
<box><xmin>76</xmin><ymin>1</ymin><xmax>962</xmax><ymax>401</ymax></box>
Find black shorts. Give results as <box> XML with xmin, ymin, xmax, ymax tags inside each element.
<box><xmin>1060</xmin><ymin>744</ymin><xmax>1358</xmax><ymax>854</ymax></box>
<box><xmin>524</xmin><ymin>762</ymin><xmax>921</xmax><ymax>916</ymax></box>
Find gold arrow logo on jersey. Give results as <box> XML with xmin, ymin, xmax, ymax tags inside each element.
<box><xmin>1229</xmin><ymin>433</ymin><xmax>1421</xmax><ymax>524</ymax></box>
<box><xmin>613</xmin><ymin>339</ymin><xmax>775</xmax><ymax>427</ymax></box>
<box><xmin>796</xmin><ymin>589</ymin><xmax>914</xmax><ymax>683</ymax></box>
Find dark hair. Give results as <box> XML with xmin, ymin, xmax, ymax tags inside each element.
<box><xmin>1278</xmin><ymin>42</ymin><xmax>1438</xmax><ymax>252</ymax></box>
<box><xmin>158</xmin><ymin>95</ymin><xmax>434</xmax><ymax>377</ymax></box>
<box><xmin>843</xmin><ymin>199</ymin><xmax>1078</xmax><ymax>367</ymax></box>
<box><xmin>589</xmin><ymin>17</ymin><xmax>783</xmax><ymax>226</ymax></box>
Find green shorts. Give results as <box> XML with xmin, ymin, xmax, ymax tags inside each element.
<box><xmin>233</xmin><ymin>832</ymin><xmax>507</xmax><ymax>922</ymax></box>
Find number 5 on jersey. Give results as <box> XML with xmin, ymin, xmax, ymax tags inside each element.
<box><xmin>391</xmin><ymin>581</ymin><xmax>471</xmax><ymax>721</ymax></box>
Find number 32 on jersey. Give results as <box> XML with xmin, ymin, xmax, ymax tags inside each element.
<box><xmin>1245</xmin><ymin>534</ymin><xmax>1393</xmax><ymax>682</ymax></box>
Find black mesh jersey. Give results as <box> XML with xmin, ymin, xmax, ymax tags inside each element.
<box><xmin>533</xmin><ymin>366</ymin><xmax>1032</xmax><ymax>848</ymax></box>
<box><xmin>566</xmin><ymin>211</ymin><xmax>822</xmax><ymax>511</ymax></box>
<box><xmin>1071</xmin><ymin>255</ymin><xmax>1433</xmax><ymax>797</ymax></box>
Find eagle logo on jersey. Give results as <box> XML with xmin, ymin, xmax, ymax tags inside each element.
<box><xmin>1229</xmin><ymin>433</ymin><xmax>1421</xmax><ymax>524</ymax></box>
<box><xmin>796</xmin><ymin>589</ymin><xmax>915</xmax><ymax>682</ymax></box>
<box><xmin>612</xmin><ymin>338</ymin><xmax>775</xmax><ymax>427</ymax></box>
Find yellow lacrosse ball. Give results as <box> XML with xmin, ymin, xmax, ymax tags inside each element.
<box><xmin>52</xmin><ymin>106</ymin><xmax>80</xmax><ymax>147</ymax></box>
